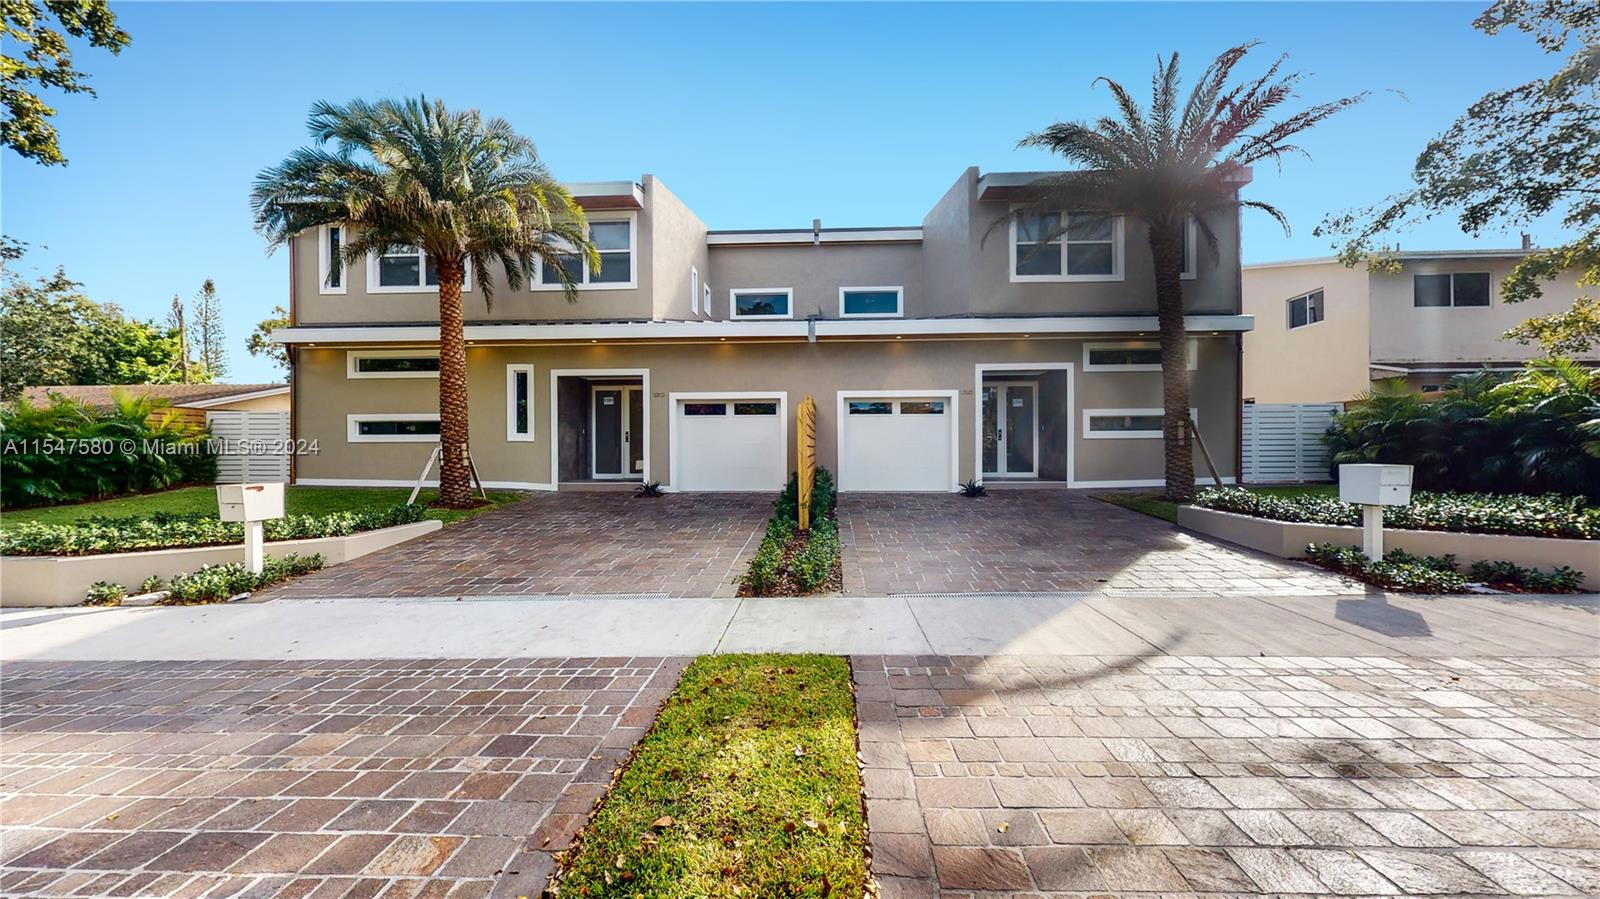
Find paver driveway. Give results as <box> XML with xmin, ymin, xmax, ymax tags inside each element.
<box><xmin>1</xmin><ymin>657</ymin><xmax>686</xmax><ymax>899</ymax></box>
<box><xmin>840</xmin><ymin>491</ymin><xmax>1359</xmax><ymax>596</ymax></box>
<box><xmin>263</xmin><ymin>492</ymin><xmax>770</xmax><ymax>599</ymax></box>
<box><xmin>856</xmin><ymin>653</ymin><xmax>1600</xmax><ymax>898</ymax></box>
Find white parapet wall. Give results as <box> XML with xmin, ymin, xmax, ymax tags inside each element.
<box><xmin>0</xmin><ymin>519</ymin><xmax>441</xmax><ymax>608</ymax></box>
<box><xmin>1178</xmin><ymin>505</ymin><xmax>1600</xmax><ymax>592</ymax></box>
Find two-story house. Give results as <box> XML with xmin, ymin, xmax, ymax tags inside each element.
<box><xmin>269</xmin><ymin>167</ymin><xmax>1254</xmax><ymax>493</ymax></box>
<box><xmin>1242</xmin><ymin>247</ymin><xmax>1598</xmax><ymax>403</ymax></box>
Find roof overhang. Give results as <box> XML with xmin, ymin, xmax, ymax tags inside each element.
<box><xmin>272</xmin><ymin>315</ymin><xmax>1253</xmax><ymax>346</ymax></box>
<box><xmin>567</xmin><ymin>180</ymin><xmax>644</xmax><ymax>210</ymax></box>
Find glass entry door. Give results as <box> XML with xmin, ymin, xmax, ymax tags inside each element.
<box><xmin>981</xmin><ymin>382</ymin><xmax>1038</xmax><ymax>478</ymax></box>
<box><xmin>592</xmin><ymin>385</ymin><xmax>644</xmax><ymax>479</ymax></box>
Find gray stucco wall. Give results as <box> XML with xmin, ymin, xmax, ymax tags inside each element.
<box><xmin>707</xmin><ymin>243</ymin><xmax>924</xmax><ymax>320</ymax></box>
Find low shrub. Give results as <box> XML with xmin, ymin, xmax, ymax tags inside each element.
<box><xmin>742</xmin><ymin>517</ymin><xmax>794</xmax><ymax>595</ymax></box>
<box><xmin>774</xmin><ymin>467</ymin><xmax>836</xmax><ymax>526</ymax></box>
<box><xmin>1304</xmin><ymin>543</ymin><xmax>1469</xmax><ymax>594</ymax></box>
<box><xmin>139</xmin><ymin>574</ymin><xmax>163</xmax><ymax>594</ymax></box>
<box><xmin>960</xmin><ymin>479</ymin><xmax>987</xmax><ymax>497</ymax></box>
<box><xmin>790</xmin><ymin>518</ymin><xmax>840</xmax><ymax>593</ymax></box>
<box><xmin>1195</xmin><ymin>488</ymin><xmax>1600</xmax><ymax>540</ymax></box>
<box><xmin>1467</xmin><ymin>559</ymin><xmax>1587</xmax><ymax>593</ymax></box>
<box><xmin>165</xmin><ymin>553</ymin><xmax>323</xmax><ymax>604</ymax></box>
<box><xmin>83</xmin><ymin>581</ymin><xmax>126</xmax><ymax>606</ymax></box>
<box><xmin>1</xmin><ymin>502</ymin><xmax>427</xmax><ymax>556</ymax></box>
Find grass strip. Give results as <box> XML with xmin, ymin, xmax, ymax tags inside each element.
<box><xmin>552</xmin><ymin>654</ymin><xmax>867</xmax><ymax>898</ymax></box>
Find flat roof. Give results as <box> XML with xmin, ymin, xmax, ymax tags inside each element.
<box><xmin>1245</xmin><ymin>248</ymin><xmax>1532</xmax><ymax>270</ymax></box>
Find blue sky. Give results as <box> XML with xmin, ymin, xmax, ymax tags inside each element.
<box><xmin>4</xmin><ymin>1</ymin><xmax>1568</xmax><ymax>383</ymax></box>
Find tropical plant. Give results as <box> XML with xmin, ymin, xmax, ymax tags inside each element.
<box><xmin>251</xmin><ymin>97</ymin><xmax>598</xmax><ymax>507</ymax></box>
<box><xmin>633</xmin><ymin>481</ymin><xmax>664</xmax><ymax>498</ymax></box>
<box><xmin>997</xmin><ymin>44</ymin><xmax>1364</xmax><ymax>501</ymax></box>
<box><xmin>959</xmin><ymin>479</ymin><xmax>987</xmax><ymax>498</ymax></box>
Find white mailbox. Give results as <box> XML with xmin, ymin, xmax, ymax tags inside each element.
<box><xmin>1338</xmin><ymin>464</ymin><xmax>1413</xmax><ymax>506</ymax></box>
<box><xmin>217</xmin><ymin>483</ymin><xmax>285</xmax><ymax>522</ymax></box>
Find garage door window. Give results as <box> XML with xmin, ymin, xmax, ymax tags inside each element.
<box><xmin>683</xmin><ymin>403</ymin><xmax>727</xmax><ymax>416</ymax></box>
<box><xmin>900</xmin><ymin>401</ymin><xmax>945</xmax><ymax>414</ymax></box>
<box><xmin>849</xmin><ymin>401</ymin><xmax>893</xmax><ymax>415</ymax></box>
<box><xmin>734</xmin><ymin>402</ymin><xmax>777</xmax><ymax>415</ymax></box>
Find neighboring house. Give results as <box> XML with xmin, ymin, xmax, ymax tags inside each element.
<box><xmin>1242</xmin><ymin>248</ymin><xmax>1599</xmax><ymax>403</ymax></box>
<box><xmin>19</xmin><ymin>384</ymin><xmax>289</xmax><ymax>428</ymax></box>
<box><xmin>269</xmin><ymin>169</ymin><xmax>1254</xmax><ymax>492</ymax></box>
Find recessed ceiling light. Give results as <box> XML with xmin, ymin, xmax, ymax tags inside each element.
<box><xmin>895</xmin><ymin>335</ymin><xmax>903</xmax><ymax>339</ymax></box>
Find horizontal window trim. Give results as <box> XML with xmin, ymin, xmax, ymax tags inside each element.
<box><xmin>1082</xmin><ymin>407</ymin><xmax>1198</xmax><ymax>440</ymax></box>
<box><xmin>347</xmin><ymin>413</ymin><xmax>441</xmax><ymax>443</ymax></box>
<box><xmin>529</xmin><ymin>210</ymin><xmax>639</xmax><ymax>292</ymax></box>
<box><xmin>365</xmin><ymin>246</ymin><xmax>475</xmax><ymax>295</ymax></box>
<box><xmin>319</xmin><ymin>224</ymin><xmax>347</xmax><ymax>295</ymax></box>
<box><xmin>506</xmin><ymin>363</ymin><xmax>535</xmax><ymax>442</ymax></box>
<box><xmin>1009</xmin><ymin>209</ymin><xmax>1126</xmax><ymax>283</ymax></box>
<box><xmin>1081</xmin><ymin>339</ymin><xmax>1198</xmax><ymax>372</ymax></box>
<box><xmin>346</xmin><ymin>349</ymin><xmax>441</xmax><ymax>379</ymax></box>
<box><xmin>1412</xmin><ymin>270</ymin><xmax>1494</xmax><ymax>308</ymax></box>
<box><xmin>838</xmin><ymin>285</ymin><xmax>905</xmax><ymax>318</ymax></box>
<box><xmin>729</xmin><ymin>287</ymin><xmax>795</xmax><ymax>320</ymax></box>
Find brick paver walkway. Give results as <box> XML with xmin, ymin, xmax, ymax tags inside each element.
<box><xmin>0</xmin><ymin>658</ymin><xmax>686</xmax><ymax>899</ymax></box>
<box><xmin>840</xmin><ymin>492</ymin><xmax>1360</xmax><ymax>596</ymax></box>
<box><xmin>855</xmin><ymin>654</ymin><xmax>1600</xmax><ymax>897</ymax></box>
<box><xmin>263</xmin><ymin>493</ymin><xmax>770</xmax><ymax>599</ymax></box>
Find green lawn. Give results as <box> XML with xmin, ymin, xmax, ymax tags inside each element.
<box><xmin>1</xmin><ymin>486</ymin><xmax>528</xmax><ymax>528</ymax></box>
<box><xmin>1098</xmin><ymin>484</ymin><xmax>1335</xmax><ymax>523</ymax></box>
<box><xmin>552</xmin><ymin>655</ymin><xmax>867</xmax><ymax>898</ymax></box>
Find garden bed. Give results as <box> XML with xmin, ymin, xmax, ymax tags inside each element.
<box><xmin>549</xmin><ymin>654</ymin><xmax>868</xmax><ymax>897</ymax></box>
<box><xmin>1</xmin><ymin>502</ymin><xmax>429</xmax><ymax>555</ymax></box>
<box><xmin>739</xmin><ymin>469</ymin><xmax>843</xmax><ymax>597</ymax></box>
<box><xmin>1193</xmin><ymin>487</ymin><xmax>1599</xmax><ymax>539</ymax></box>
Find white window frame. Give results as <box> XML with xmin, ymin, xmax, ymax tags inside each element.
<box><xmin>1180</xmin><ymin>217</ymin><xmax>1198</xmax><ymax>281</ymax></box>
<box><xmin>506</xmin><ymin>363</ymin><xmax>535</xmax><ymax>442</ymax></box>
<box><xmin>691</xmin><ymin>266</ymin><xmax>700</xmax><ymax>315</ymax></box>
<box><xmin>729</xmin><ymin>287</ymin><xmax>794</xmax><ymax>320</ymax></box>
<box><xmin>318</xmin><ymin>225</ymin><xmax>347</xmax><ymax>295</ymax></box>
<box><xmin>1287</xmin><ymin>289</ymin><xmax>1325</xmax><ymax>330</ymax></box>
<box><xmin>703</xmin><ymin>282</ymin><xmax>713</xmax><ymax>318</ymax></box>
<box><xmin>346</xmin><ymin>349</ymin><xmax>441</xmax><ymax>380</ymax></box>
<box><xmin>1413</xmin><ymin>271</ymin><xmax>1493</xmax><ymax>308</ymax></box>
<box><xmin>531</xmin><ymin>211</ymin><xmax>638</xmax><ymax>291</ymax></box>
<box><xmin>839</xmin><ymin>286</ymin><xmax>904</xmax><ymax>319</ymax></box>
<box><xmin>1082</xmin><ymin>408</ymin><xmax>1197</xmax><ymax>440</ymax></box>
<box><xmin>365</xmin><ymin>245</ymin><xmax>473</xmax><ymax>294</ymax></box>
<box><xmin>347</xmin><ymin>413</ymin><xmax>441</xmax><ymax>443</ymax></box>
<box><xmin>1081</xmin><ymin>340</ymin><xmax>1198</xmax><ymax>373</ymax></box>
<box><xmin>1009</xmin><ymin>210</ymin><xmax>1125</xmax><ymax>283</ymax></box>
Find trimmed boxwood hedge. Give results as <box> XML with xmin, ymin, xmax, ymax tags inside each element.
<box><xmin>1194</xmin><ymin>488</ymin><xmax>1599</xmax><ymax>540</ymax></box>
<box><xmin>1</xmin><ymin>503</ymin><xmax>427</xmax><ymax>556</ymax></box>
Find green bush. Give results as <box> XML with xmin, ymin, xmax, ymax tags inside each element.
<box><xmin>1</xmin><ymin>502</ymin><xmax>427</xmax><ymax>556</ymax></box>
<box><xmin>1304</xmin><ymin>543</ymin><xmax>1469</xmax><ymax>594</ymax></box>
<box><xmin>165</xmin><ymin>553</ymin><xmax>323</xmax><ymax>604</ymax></box>
<box><xmin>791</xmin><ymin>518</ymin><xmax>840</xmax><ymax>593</ymax></box>
<box><xmin>139</xmin><ymin>574</ymin><xmax>163</xmax><ymax>594</ymax></box>
<box><xmin>1325</xmin><ymin>360</ymin><xmax>1600</xmax><ymax>497</ymax></box>
<box><xmin>1</xmin><ymin>392</ymin><xmax>217</xmax><ymax>509</ymax></box>
<box><xmin>1195</xmin><ymin>488</ymin><xmax>1599</xmax><ymax>540</ymax></box>
<box><xmin>742</xmin><ymin>517</ymin><xmax>794</xmax><ymax>595</ymax></box>
<box><xmin>1467</xmin><ymin>559</ymin><xmax>1587</xmax><ymax>593</ymax></box>
<box><xmin>774</xmin><ymin>467</ymin><xmax>836</xmax><ymax>526</ymax></box>
<box><xmin>83</xmin><ymin>581</ymin><xmax>126</xmax><ymax>606</ymax></box>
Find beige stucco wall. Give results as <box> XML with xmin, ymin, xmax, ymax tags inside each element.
<box><xmin>1241</xmin><ymin>261</ymin><xmax>1372</xmax><ymax>403</ymax></box>
<box><xmin>708</xmin><ymin>244</ymin><xmax>925</xmax><ymax>320</ymax></box>
<box><xmin>198</xmin><ymin>393</ymin><xmax>290</xmax><ymax>413</ymax></box>
<box><xmin>292</xmin><ymin>337</ymin><xmax>1239</xmax><ymax>489</ymax></box>
<box><xmin>646</xmin><ymin>176</ymin><xmax>710</xmax><ymax>321</ymax></box>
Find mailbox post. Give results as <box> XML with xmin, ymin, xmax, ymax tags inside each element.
<box><xmin>217</xmin><ymin>483</ymin><xmax>286</xmax><ymax>575</ymax></box>
<box><xmin>1337</xmin><ymin>464</ymin><xmax>1413</xmax><ymax>559</ymax></box>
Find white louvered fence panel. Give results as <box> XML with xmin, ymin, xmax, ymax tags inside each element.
<box><xmin>1241</xmin><ymin>403</ymin><xmax>1342</xmax><ymax>484</ymax></box>
<box><xmin>205</xmin><ymin>411</ymin><xmax>289</xmax><ymax>484</ymax></box>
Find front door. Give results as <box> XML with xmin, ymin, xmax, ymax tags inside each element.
<box><xmin>982</xmin><ymin>382</ymin><xmax>1038</xmax><ymax>478</ymax></box>
<box><xmin>592</xmin><ymin>386</ymin><xmax>644</xmax><ymax>479</ymax></box>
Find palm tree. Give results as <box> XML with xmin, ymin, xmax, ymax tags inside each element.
<box><xmin>252</xmin><ymin>97</ymin><xmax>598</xmax><ymax>507</ymax></box>
<box><xmin>1002</xmin><ymin>44</ymin><xmax>1364</xmax><ymax>501</ymax></box>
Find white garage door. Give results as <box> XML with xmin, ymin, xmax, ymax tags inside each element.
<box><xmin>839</xmin><ymin>396</ymin><xmax>954</xmax><ymax>492</ymax></box>
<box><xmin>674</xmin><ymin>398</ymin><xmax>785</xmax><ymax>491</ymax></box>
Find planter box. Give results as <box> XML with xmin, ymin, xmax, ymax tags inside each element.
<box><xmin>1178</xmin><ymin>506</ymin><xmax>1600</xmax><ymax>591</ymax></box>
<box><xmin>0</xmin><ymin>519</ymin><xmax>441</xmax><ymax>608</ymax></box>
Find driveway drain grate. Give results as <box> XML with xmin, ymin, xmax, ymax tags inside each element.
<box><xmin>890</xmin><ymin>591</ymin><xmax>1094</xmax><ymax>599</ymax></box>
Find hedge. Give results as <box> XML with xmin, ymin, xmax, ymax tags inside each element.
<box><xmin>1194</xmin><ymin>488</ymin><xmax>1600</xmax><ymax>540</ymax></box>
<box><xmin>2</xmin><ymin>503</ymin><xmax>427</xmax><ymax>556</ymax></box>
<box><xmin>165</xmin><ymin>554</ymin><xmax>323</xmax><ymax>603</ymax></box>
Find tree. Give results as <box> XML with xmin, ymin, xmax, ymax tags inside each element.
<box><xmin>247</xmin><ymin>305</ymin><xmax>290</xmax><ymax>374</ymax></box>
<box><xmin>166</xmin><ymin>293</ymin><xmax>190</xmax><ymax>383</ymax></box>
<box><xmin>253</xmin><ymin>97</ymin><xmax>598</xmax><ymax>507</ymax></box>
<box><xmin>1005</xmin><ymin>45</ymin><xmax>1364</xmax><ymax>501</ymax></box>
<box><xmin>192</xmin><ymin>278</ymin><xmax>227</xmax><ymax>378</ymax></box>
<box><xmin>2</xmin><ymin>0</ymin><xmax>130</xmax><ymax>166</ymax></box>
<box><xmin>1320</xmin><ymin>1</ymin><xmax>1600</xmax><ymax>354</ymax></box>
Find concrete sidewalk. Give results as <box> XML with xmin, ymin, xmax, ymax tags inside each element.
<box><xmin>3</xmin><ymin>591</ymin><xmax>1594</xmax><ymax>661</ymax></box>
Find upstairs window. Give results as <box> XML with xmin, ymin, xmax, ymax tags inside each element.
<box><xmin>367</xmin><ymin>245</ymin><xmax>471</xmax><ymax>293</ymax></box>
<box><xmin>1415</xmin><ymin>272</ymin><xmax>1491</xmax><ymax>307</ymax></box>
<box><xmin>691</xmin><ymin>267</ymin><xmax>700</xmax><ymax>314</ymax></box>
<box><xmin>730</xmin><ymin>288</ymin><xmax>792</xmax><ymax>319</ymax></box>
<box><xmin>537</xmin><ymin>214</ymin><xmax>636</xmax><ymax>289</ymax></box>
<box><xmin>1012</xmin><ymin>212</ymin><xmax>1122</xmax><ymax>281</ymax></box>
<box><xmin>1179</xmin><ymin>217</ymin><xmax>1197</xmax><ymax>280</ymax></box>
<box><xmin>703</xmin><ymin>282</ymin><xmax>712</xmax><ymax>316</ymax></box>
<box><xmin>840</xmin><ymin>287</ymin><xmax>903</xmax><ymax>318</ymax></box>
<box><xmin>319</xmin><ymin>225</ymin><xmax>346</xmax><ymax>294</ymax></box>
<box><xmin>1288</xmin><ymin>289</ymin><xmax>1325</xmax><ymax>329</ymax></box>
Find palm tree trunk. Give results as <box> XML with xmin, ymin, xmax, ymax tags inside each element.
<box><xmin>1149</xmin><ymin>221</ymin><xmax>1195</xmax><ymax>502</ymax></box>
<box><xmin>435</xmin><ymin>257</ymin><xmax>475</xmax><ymax>508</ymax></box>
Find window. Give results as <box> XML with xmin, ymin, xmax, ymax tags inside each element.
<box><xmin>840</xmin><ymin>286</ymin><xmax>903</xmax><ymax>318</ymax></box>
<box><xmin>734</xmin><ymin>402</ymin><xmax>778</xmax><ymax>415</ymax></box>
<box><xmin>703</xmin><ymin>283</ymin><xmax>712</xmax><ymax>317</ymax></box>
<box><xmin>536</xmin><ymin>214</ymin><xmax>636</xmax><ymax>289</ymax></box>
<box><xmin>506</xmin><ymin>364</ymin><xmax>534</xmax><ymax>441</ymax></box>
<box><xmin>319</xmin><ymin>225</ymin><xmax>346</xmax><ymax>295</ymax></box>
<box><xmin>347</xmin><ymin>351</ymin><xmax>441</xmax><ymax>379</ymax></box>
<box><xmin>1011</xmin><ymin>211</ymin><xmax>1122</xmax><ymax>281</ymax></box>
<box><xmin>1082</xmin><ymin>340</ymin><xmax>1198</xmax><ymax>372</ymax></box>
<box><xmin>1288</xmin><ymin>289</ymin><xmax>1325</xmax><ymax>329</ymax></box>
<box><xmin>1415</xmin><ymin>272</ymin><xmax>1491</xmax><ymax>307</ymax></box>
<box><xmin>691</xmin><ymin>267</ymin><xmax>700</xmax><ymax>315</ymax></box>
<box><xmin>1179</xmin><ymin>217</ymin><xmax>1197</xmax><ymax>280</ymax></box>
<box><xmin>900</xmin><ymin>401</ymin><xmax>945</xmax><ymax>415</ymax></box>
<box><xmin>1421</xmin><ymin>384</ymin><xmax>1443</xmax><ymax>394</ymax></box>
<box><xmin>1083</xmin><ymin>408</ymin><xmax>1196</xmax><ymax>439</ymax></box>
<box><xmin>365</xmin><ymin>245</ymin><xmax>473</xmax><ymax>294</ymax></box>
<box><xmin>847</xmin><ymin>401</ymin><xmax>893</xmax><ymax>415</ymax></box>
<box><xmin>730</xmin><ymin>288</ymin><xmax>792</xmax><ymax>319</ymax></box>
<box><xmin>347</xmin><ymin>414</ymin><xmax>441</xmax><ymax>443</ymax></box>
<box><xmin>683</xmin><ymin>402</ymin><xmax>727</xmax><ymax>416</ymax></box>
